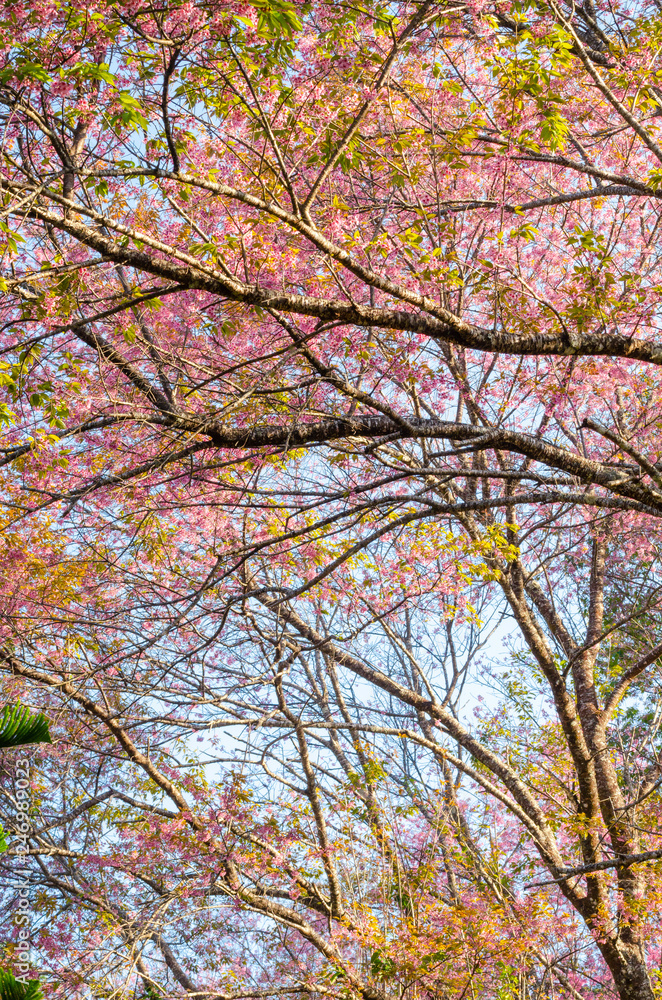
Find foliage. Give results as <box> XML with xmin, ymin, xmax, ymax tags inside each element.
<box><xmin>0</xmin><ymin>707</ymin><xmax>50</xmax><ymax>751</ymax></box>
<box><xmin>1</xmin><ymin>0</ymin><xmax>662</xmax><ymax>998</ymax></box>
<box><xmin>0</xmin><ymin>970</ymin><xmax>42</xmax><ymax>1000</ymax></box>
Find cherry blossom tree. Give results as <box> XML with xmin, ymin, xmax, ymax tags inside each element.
<box><xmin>2</xmin><ymin>0</ymin><xmax>662</xmax><ymax>998</ymax></box>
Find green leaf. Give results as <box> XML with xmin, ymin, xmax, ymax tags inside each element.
<box><xmin>0</xmin><ymin>403</ymin><xmax>16</xmax><ymax>427</ymax></box>
<box><xmin>0</xmin><ymin>969</ymin><xmax>44</xmax><ymax>1000</ymax></box>
<box><xmin>370</xmin><ymin>949</ymin><xmax>397</xmax><ymax>981</ymax></box>
<box><xmin>540</xmin><ymin>109</ymin><xmax>569</xmax><ymax>151</ymax></box>
<box><xmin>113</xmin><ymin>91</ymin><xmax>148</xmax><ymax>131</ymax></box>
<box><xmin>0</xmin><ymin>61</ymin><xmax>49</xmax><ymax>85</ymax></box>
<box><xmin>0</xmin><ymin>705</ymin><xmax>51</xmax><ymax>749</ymax></box>
<box><xmin>88</xmin><ymin>62</ymin><xmax>115</xmax><ymax>85</ymax></box>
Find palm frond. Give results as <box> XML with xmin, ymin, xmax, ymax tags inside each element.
<box><xmin>0</xmin><ymin>705</ymin><xmax>51</xmax><ymax>749</ymax></box>
<box><xmin>0</xmin><ymin>969</ymin><xmax>43</xmax><ymax>1000</ymax></box>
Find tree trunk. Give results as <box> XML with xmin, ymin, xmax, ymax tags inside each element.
<box><xmin>602</xmin><ymin>939</ymin><xmax>655</xmax><ymax>1000</ymax></box>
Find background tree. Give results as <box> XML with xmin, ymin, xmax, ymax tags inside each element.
<box><xmin>2</xmin><ymin>0</ymin><xmax>662</xmax><ymax>998</ymax></box>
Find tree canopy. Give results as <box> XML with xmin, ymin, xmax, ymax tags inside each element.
<box><xmin>2</xmin><ymin>1</ymin><xmax>662</xmax><ymax>998</ymax></box>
